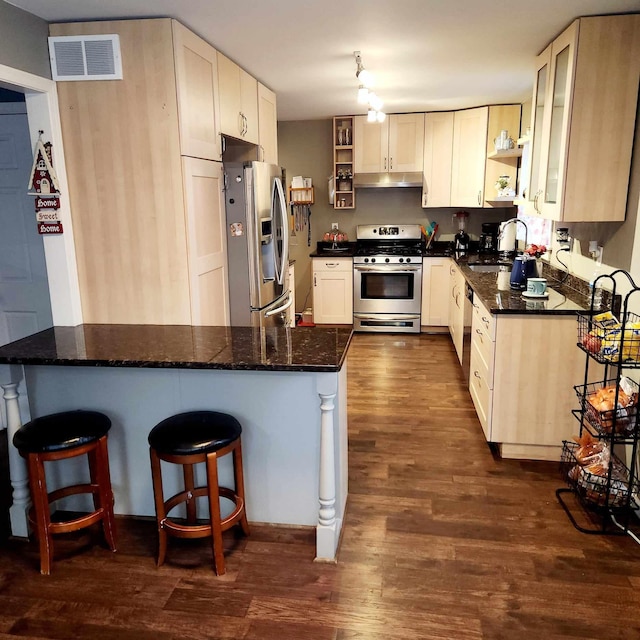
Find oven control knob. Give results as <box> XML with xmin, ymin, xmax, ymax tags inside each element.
<box><xmin>364</xmin><ymin>258</ymin><xmax>369</xmax><ymax>263</ymax></box>
<box><xmin>371</xmin><ymin>258</ymin><xmax>376</xmax><ymax>263</ymax></box>
<box><xmin>406</xmin><ymin>257</ymin><xmax>411</xmax><ymax>263</ymax></box>
<box><xmin>399</xmin><ymin>258</ymin><xmax>404</xmax><ymax>263</ymax></box>
<box><xmin>385</xmin><ymin>258</ymin><xmax>390</xmax><ymax>263</ymax></box>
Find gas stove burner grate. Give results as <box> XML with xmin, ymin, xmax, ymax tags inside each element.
<box><xmin>355</xmin><ymin>244</ymin><xmax>424</xmax><ymax>258</ymax></box>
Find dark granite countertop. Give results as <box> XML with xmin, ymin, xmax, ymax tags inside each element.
<box><xmin>458</xmin><ymin>254</ymin><xmax>591</xmax><ymax>315</ymax></box>
<box><xmin>0</xmin><ymin>324</ymin><xmax>353</xmax><ymax>373</ymax></box>
<box><xmin>307</xmin><ymin>241</ymin><xmax>592</xmax><ymax>315</ymax></box>
<box><xmin>309</xmin><ymin>242</ymin><xmax>356</xmax><ymax>258</ymax></box>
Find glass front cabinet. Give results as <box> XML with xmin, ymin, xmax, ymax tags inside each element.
<box><xmin>522</xmin><ymin>15</ymin><xmax>640</xmax><ymax>223</ymax></box>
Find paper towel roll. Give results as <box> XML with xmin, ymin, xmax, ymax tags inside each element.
<box><xmin>498</xmin><ymin>222</ymin><xmax>516</xmax><ymax>252</ymax></box>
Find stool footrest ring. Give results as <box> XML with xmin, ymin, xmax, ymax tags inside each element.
<box><xmin>161</xmin><ymin>486</ymin><xmax>245</xmax><ymax>539</ymax></box>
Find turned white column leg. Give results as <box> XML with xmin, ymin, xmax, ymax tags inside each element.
<box><xmin>1</xmin><ymin>382</ymin><xmax>30</xmax><ymax>538</ymax></box>
<box><xmin>316</xmin><ymin>389</ymin><xmax>337</xmax><ymax>561</ymax></box>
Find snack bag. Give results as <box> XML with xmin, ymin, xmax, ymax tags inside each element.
<box><xmin>600</xmin><ymin>323</ymin><xmax>622</xmax><ymax>361</ymax></box>
<box><xmin>621</xmin><ymin>322</ymin><xmax>640</xmax><ymax>362</ymax></box>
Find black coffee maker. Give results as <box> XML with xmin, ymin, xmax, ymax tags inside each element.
<box><xmin>479</xmin><ymin>222</ymin><xmax>500</xmax><ymax>254</ymax></box>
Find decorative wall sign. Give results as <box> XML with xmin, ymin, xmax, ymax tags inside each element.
<box><xmin>37</xmin><ymin>222</ymin><xmax>63</xmax><ymax>235</ymax></box>
<box><xmin>34</xmin><ymin>196</ymin><xmax>60</xmax><ymax>210</ymax></box>
<box><xmin>36</xmin><ymin>210</ymin><xmax>61</xmax><ymax>222</ymax></box>
<box><xmin>28</xmin><ymin>133</ymin><xmax>61</xmax><ymax>196</ymax></box>
<box><xmin>29</xmin><ymin>133</ymin><xmax>63</xmax><ymax>233</ymax></box>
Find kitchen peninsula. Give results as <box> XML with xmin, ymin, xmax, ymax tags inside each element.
<box><xmin>0</xmin><ymin>324</ymin><xmax>352</xmax><ymax>562</ymax></box>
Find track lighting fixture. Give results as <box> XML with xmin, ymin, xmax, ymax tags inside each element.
<box><xmin>354</xmin><ymin>51</ymin><xmax>374</xmax><ymax>88</ymax></box>
<box><xmin>354</xmin><ymin>51</ymin><xmax>385</xmax><ymax>122</ymax></box>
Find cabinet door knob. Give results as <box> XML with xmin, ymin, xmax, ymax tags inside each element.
<box><xmin>390</xmin><ymin>157</ymin><xmax>393</xmax><ymax>170</ymax></box>
<box><xmin>477</xmin><ymin>190</ymin><xmax>482</xmax><ymax>205</ymax></box>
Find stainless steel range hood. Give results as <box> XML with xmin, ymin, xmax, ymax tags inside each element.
<box><xmin>353</xmin><ymin>172</ymin><xmax>423</xmax><ymax>188</ymax></box>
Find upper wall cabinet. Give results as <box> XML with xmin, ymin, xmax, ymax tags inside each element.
<box><xmin>217</xmin><ymin>52</ymin><xmax>259</xmax><ymax>145</ymax></box>
<box><xmin>422</xmin><ymin>111</ymin><xmax>454</xmax><ymax>207</ymax></box>
<box><xmin>422</xmin><ymin>106</ymin><xmax>520</xmax><ymax>209</ymax></box>
<box><xmin>450</xmin><ymin>107</ymin><xmax>489</xmax><ymax>207</ymax></box>
<box><xmin>354</xmin><ymin>113</ymin><xmax>424</xmax><ymax>173</ymax></box>
<box><xmin>523</xmin><ymin>15</ymin><xmax>640</xmax><ymax>222</ymax></box>
<box><xmin>172</xmin><ymin>21</ymin><xmax>221</xmax><ymax>161</ymax></box>
<box><xmin>257</xmin><ymin>82</ymin><xmax>278</xmax><ymax>164</ymax></box>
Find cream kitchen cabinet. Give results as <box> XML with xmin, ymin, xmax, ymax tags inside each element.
<box><xmin>450</xmin><ymin>106</ymin><xmax>488</xmax><ymax>207</ymax></box>
<box><xmin>217</xmin><ymin>51</ymin><xmax>259</xmax><ymax>145</ymax></box>
<box><xmin>312</xmin><ymin>258</ymin><xmax>353</xmax><ymax>325</ymax></box>
<box><xmin>523</xmin><ymin>14</ymin><xmax>640</xmax><ymax>222</ymax></box>
<box><xmin>448</xmin><ymin>261</ymin><xmax>466</xmax><ymax>364</ymax></box>
<box><xmin>182</xmin><ymin>157</ymin><xmax>229</xmax><ymax>326</ymax></box>
<box><xmin>422</xmin><ymin>112</ymin><xmax>454</xmax><ymax>208</ymax></box>
<box><xmin>173</xmin><ymin>21</ymin><xmax>221</xmax><ymax>161</ymax></box>
<box><xmin>423</xmin><ymin>106</ymin><xmax>520</xmax><ymax>209</ymax></box>
<box><xmin>468</xmin><ymin>294</ymin><xmax>592</xmax><ymax>461</ymax></box>
<box><xmin>354</xmin><ymin>113</ymin><xmax>424</xmax><ymax>174</ymax></box>
<box><xmin>421</xmin><ymin>258</ymin><xmax>450</xmax><ymax>327</ymax></box>
<box><xmin>258</xmin><ymin>82</ymin><xmax>278</xmax><ymax>164</ymax></box>
<box><xmin>51</xmin><ymin>18</ymin><xmax>230</xmax><ymax>325</ymax></box>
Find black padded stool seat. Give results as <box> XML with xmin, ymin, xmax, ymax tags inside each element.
<box><xmin>148</xmin><ymin>410</ymin><xmax>249</xmax><ymax>576</ymax></box>
<box><xmin>12</xmin><ymin>410</ymin><xmax>117</xmax><ymax>575</ymax></box>
<box><xmin>148</xmin><ymin>410</ymin><xmax>241</xmax><ymax>456</ymax></box>
<box><xmin>13</xmin><ymin>410</ymin><xmax>111</xmax><ymax>453</ymax></box>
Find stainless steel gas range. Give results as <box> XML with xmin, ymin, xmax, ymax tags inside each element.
<box><xmin>353</xmin><ymin>224</ymin><xmax>423</xmax><ymax>333</ymax></box>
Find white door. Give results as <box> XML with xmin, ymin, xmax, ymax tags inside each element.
<box><xmin>0</xmin><ymin>101</ymin><xmax>53</xmax><ymax>346</ymax></box>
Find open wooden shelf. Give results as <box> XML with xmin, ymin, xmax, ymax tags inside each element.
<box><xmin>289</xmin><ymin>187</ymin><xmax>314</xmax><ymax>205</ymax></box>
<box><xmin>487</xmin><ymin>148</ymin><xmax>523</xmax><ymax>159</ymax></box>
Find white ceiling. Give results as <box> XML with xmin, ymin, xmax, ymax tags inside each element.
<box><xmin>8</xmin><ymin>0</ymin><xmax>640</xmax><ymax>120</ymax></box>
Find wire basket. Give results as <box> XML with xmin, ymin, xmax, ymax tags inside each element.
<box><xmin>560</xmin><ymin>441</ymin><xmax>637</xmax><ymax>509</ymax></box>
<box><xmin>577</xmin><ymin>311</ymin><xmax>640</xmax><ymax>365</ymax></box>
<box><xmin>574</xmin><ymin>378</ymin><xmax>639</xmax><ymax>437</ymax></box>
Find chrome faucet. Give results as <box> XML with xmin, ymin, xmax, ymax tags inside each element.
<box><xmin>498</xmin><ymin>217</ymin><xmax>528</xmax><ymax>257</ymax></box>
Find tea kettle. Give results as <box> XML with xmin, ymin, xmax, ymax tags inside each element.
<box><xmin>510</xmin><ymin>256</ymin><xmax>536</xmax><ymax>290</ymax></box>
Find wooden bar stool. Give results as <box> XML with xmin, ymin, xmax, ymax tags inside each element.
<box><xmin>148</xmin><ymin>410</ymin><xmax>249</xmax><ymax>575</ymax></box>
<box><xmin>12</xmin><ymin>410</ymin><xmax>117</xmax><ymax>575</ymax></box>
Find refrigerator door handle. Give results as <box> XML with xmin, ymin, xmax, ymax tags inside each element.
<box><xmin>272</xmin><ymin>176</ymin><xmax>288</xmax><ymax>286</ymax></box>
<box><xmin>264</xmin><ymin>292</ymin><xmax>293</xmax><ymax>317</ymax></box>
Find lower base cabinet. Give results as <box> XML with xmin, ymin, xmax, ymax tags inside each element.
<box><xmin>421</xmin><ymin>258</ymin><xmax>450</xmax><ymax>328</ymax></box>
<box><xmin>312</xmin><ymin>258</ymin><xmax>353</xmax><ymax>324</ymax></box>
<box><xmin>468</xmin><ymin>295</ymin><xmax>595</xmax><ymax>461</ymax></box>
<box><xmin>448</xmin><ymin>261</ymin><xmax>466</xmax><ymax>364</ymax></box>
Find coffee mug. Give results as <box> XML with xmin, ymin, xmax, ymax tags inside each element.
<box><xmin>527</xmin><ymin>277</ymin><xmax>547</xmax><ymax>295</ymax></box>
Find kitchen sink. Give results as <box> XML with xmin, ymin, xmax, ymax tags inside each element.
<box><xmin>467</xmin><ymin>263</ymin><xmax>510</xmax><ymax>273</ymax></box>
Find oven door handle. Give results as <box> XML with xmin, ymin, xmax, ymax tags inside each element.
<box><xmin>353</xmin><ymin>265</ymin><xmax>421</xmax><ymax>272</ymax></box>
<box><xmin>353</xmin><ymin>313</ymin><xmax>421</xmax><ymax>320</ymax></box>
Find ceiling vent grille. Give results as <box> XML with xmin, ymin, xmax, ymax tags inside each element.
<box><xmin>48</xmin><ymin>34</ymin><xmax>123</xmax><ymax>81</ymax></box>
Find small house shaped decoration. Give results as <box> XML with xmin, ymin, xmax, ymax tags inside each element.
<box><xmin>28</xmin><ymin>136</ymin><xmax>60</xmax><ymax>195</ymax></box>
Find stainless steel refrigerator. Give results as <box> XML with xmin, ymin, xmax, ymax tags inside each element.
<box><xmin>224</xmin><ymin>161</ymin><xmax>291</xmax><ymax>327</ymax></box>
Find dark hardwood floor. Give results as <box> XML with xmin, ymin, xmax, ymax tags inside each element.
<box><xmin>2</xmin><ymin>332</ymin><xmax>640</xmax><ymax>639</ymax></box>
